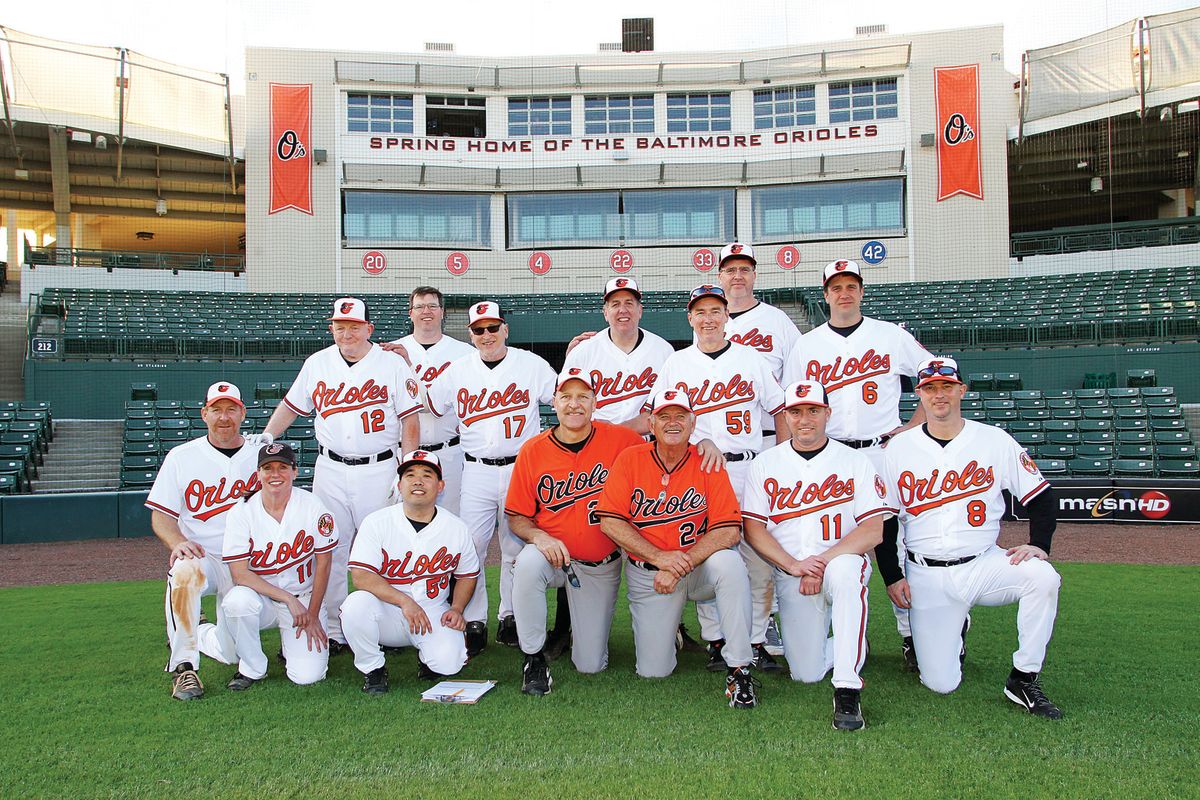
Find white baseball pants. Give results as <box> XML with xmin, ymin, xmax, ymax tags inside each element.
<box><xmin>775</xmin><ymin>553</ymin><xmax>871</xmax><ymax>689</ymax></box>
<box><xmin>200</xmin><ymin>586</ymin><xmax>330</xmax><ymax>684</ymax></box>
<box><xmin>164</xmin><ymin>552</ymin><xmax>233</xmax><ymax>672</ymax></box>
<box><xmin>459</xmin><ymin>459</ymin><xmax>523</xmax><ymax>624</ymax></box>
<box><xmin>339</xmin><ymin>590</ymin><xmax>468</xmax><ymax>677</ymax></box>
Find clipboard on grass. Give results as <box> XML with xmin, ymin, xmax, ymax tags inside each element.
<box><xmin>420</xmin><ymin>680</ymin><xmax>497</xmax><ymax>704</ymax></box>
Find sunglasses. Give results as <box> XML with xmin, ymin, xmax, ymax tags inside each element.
<box><xmin>918</xmin><ymin>365</ymin><xmax>960</xmax><ymax>381</ymax></box>
<box><xmin>690</xmin><ymin>285</ymin><xmax>727</xmax><ymax>300</ymax></box>
<box><xmin>470</xmin><ymin>323</ymin><xmax>503</xmax><ymax>335</ymax></box>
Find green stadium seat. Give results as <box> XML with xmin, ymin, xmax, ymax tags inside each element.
<box><xmin>1150</xmin><ymin>418</ymin><xmax>1186</xmax><ymax>431</ymax></box>
<box><xmin>124</xmin><ymin>441</ymin><xmax>160</xmax><ymax>456</ymax></box>
<box><xmin>962</xmin><ymin>410</ymin><xmax>987</xmax><ymax>421</ymax></box>
<box><xmin>1115</xmin><ymin>417</ymin><xmax>1149</xmax><ymax>431</ymax></box>
<box><xmin>0</xmin><ymin>473</ymin><xmax>17</xmax><ymax>495</ymax></box>
<box><xmin>994</xmin><ymin>373</ymin><xmax>1022</xmax><ymax>390</ymax></box>
<box><xmin>1080</xmin><ymin>430</ymin><xmax>1116</xmax><ymax>444</ymax></box>
<box><xmin>1043</xmin><ymin>391</ymin><xmax>1073</xmax><ymax>400</ymax></box>
<box><xmin>1139</xmin><ymin>386</ymin><xmax>1175</xmax><ymax>398</ymax></box>
<box><xmin>1109</xmin><ymin>396</ymin><xmax>1143</xmax><ymax>408</ymax></box>
<box><xmin>1156</xmin><ymin>444</ymin><xmax>1196</xmax><ymax>460</ymax></box>
<box><xmin>1112</xmin><ymin>459</ymin><xmax>1154</xmax><ymax>477</ymax></box>
<box><xmin>155</xmin><ymin>408</ymin><xmax>186</xmax><ymax>420</ymax></box>
<box><xmin>1020</xmin><ymin>409</ymin><xmax>1051</xmax><ymax>421</ymax></box>
<box><xmin>130</xmin><ymin>383</ymin><xmax>158</xmax><ymax>401</ymax></box>
<box><xmin>1149</xmin><ymin>406</ymin><xmax>1181</xmax><ymax>419</ymax></box>
<box><xmin>1082</xmin><ymin>407</ymin><xmax>1115</xmax><ymax>419</ymax></box>
<box><xmin>1117</xmin><ymin>443</ymin><xmax>1155</xmax><ymax>459</ymax></box>
<box><xmin>1118</xmin><ymin>430</ymin><xmax>1153</xmax><ymax>445</ymax></box>
<box><xmin>297</xmin><ymin>467</ymin><xmax>316</xmax><ymax>484</ymax></box>
<box><xmin>1073</xmin><ymin>389</ymin><xmax>1107</xmax><ymax>399</ymax></box>
<box><xmin>155</xmin><ymin>400</ymin><xmax>182</xmax><ymax>410</ymax></box>
<box><xmin>1014</xmin><ymin>397</ymin><xmax>1047</xmax><ymax>410</ymax></box>
<box><xmin>1115</xmin><ymin>407</ymin><xmax>1148</xmax><ymax>419</ymax></box>
<box><xmin>1125</xmin><ymin>369</ymin><xmax>1156</xmax><ymax>388</ymax></box>
<box><xmin>1012</xmin><ymin>431</ymin><xmax>1046</xmax><ymax>448</ymax></box>
<box><xmin>158</xmin><ymin>418</ymin><xmax>190</xmax><ymax>431</ymax></box>
<box><xmin>1076</xmin><ymin>444</ymin><xmax>1114</xmax><ymax>459</ymax></box>
<box><xmin>1042</xmin><ymin>420</ymin><xmax>1077</xmax><ymax>432</ymax></box>
<box><xmin>1068</xmin><ymin>458</ymin><xmax>1111</xmax><ymax>476</ymax></box>
<box><xmin>122</xmin><ymin>455</ymin><xmax>159</xmax><ymax>470</ymax></box>
<box><xmin>1078</xmin><ymin>419</ymin><xmax>1112</xmax><ymax>432</ymax></box>
<box><xmin>0</xmin><ymin>459</ymin><xmax>32</xmax><ymax>492</ymax></box>
<box><xmin>120</xmin><ymin>469</ymin><xmax>158</xmax><ymax>488</ymax></box>
<box><xmin>1106</xmin><ymin>387</ymin><xmax>1139</xmax><ymax>398</ymax></box>
<box><xmin>157</xmin><ymin>429</ymin><xmax>190</xmax><ymax>443</ymax></box>
<box><xmin>1051</xmin><ymin>407</ymin><xmax>1083</xmax><ymax>420</ymax></box>
<box><xmin>967</xmin><ymin>373</ymin><xmax>994</xmax><ymax>391</ymax></box>
<box><xmin>1154</xmin><ymin>430</ymin><xmax>1192</xmax><ymax>446</ymax></box>
<box><xmin>1157</xmin><ymin>460</ymin><xmax>1200</xmax><ymax>478</ymax></box>
<box><xmin>256</xmin><ymin>382</ymin><xmax>284</xmax><ymax>400</ymax></box>
<box><xmin>1039</xmin><ymin>445</ymin><xmax>1074</xmax><ymax>459</ymax></box>
<box><xmin>1036</xmin><ymin>459</ymin><xmax>1067</xmax><ymax>476</ymax></box>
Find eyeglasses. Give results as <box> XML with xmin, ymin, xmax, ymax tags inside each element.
<box><xmin>718</xmin><ymin>265</ymin><xmax>755</xmax><ymax>275</ymax></box>
<box><xmin>470</xmin><ymin>323</ymin><xmax>502</xmax><ymax>335</ymax></box>
<box><xmin>917</xmin><ymin>365</ymin><xmax>960</xmax><ymax>381</ymax></box>
<box><xmin>411</xmin><ymin>303</ymin><xmax>441</xmax><ymax>311</ymax></box>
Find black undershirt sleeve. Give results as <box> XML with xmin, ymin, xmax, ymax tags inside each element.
<box><xmin>874</xmin><ymin>517</ymin><xmax>904</xmax><ymax>585</ymax></box>
<box><xmin>1025</xmin><ymin>487</ymin><xmax>1057</xmax><ymax>554</ymax></box>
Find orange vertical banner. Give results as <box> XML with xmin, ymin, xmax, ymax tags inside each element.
<box><xmin>269</xmin><ymin>83</ymin><xmax>313</xmax><ymax>215</ymax></box>
<box><xmin>934</xmin><ymin>65</ymin><xmax>983</xmax><ymax>201</ymax></box>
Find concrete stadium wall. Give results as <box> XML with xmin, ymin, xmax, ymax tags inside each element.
<box><xmin>21</xmin><ymin>264</ymin><xmax>248</xmax><ymax>304</ymax></box>
<box><xmin>0</xmin><ymin>490</ymin><xmax>151</xmax><ymax>544</ymax></box>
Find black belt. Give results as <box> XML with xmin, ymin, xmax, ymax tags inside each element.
<box><xmin>908</xmin><ymin>551</ymin><xmax>979</xmax><ymax>568</ymax></box>
<box><xmin>628</xmin><ymin>556</ymin><xmax>659</xmax><ymax>572</ymax></box>
<box><xmin>838</xmin><ymin>435</ymin><xmax>891</xmax><ymax>449</ymax></box>
<box><xmin>419</xmin><ymin>435</ymin><xmax>460</xmax><ymax>452</ymax></box>
<box><xmin>763</xmin><ymin>430</ymin><xmax>775</xmax><ymax>437</ymax></box>
<box><xmin>575</xmin><ymin>551</ymin><xmax>621</xmax><ymax>568</ymax></box>
<box><xmin>318</xmin><ymin>445</ymin><xmax>394</xmax><ymax>466</ymax></box>
<box><xmin>464</xmin><ymin>452</ymin><xmax>517</xmax><ymax>467</ymax></box>
<box><xmin>722</xmin><ymin>451</ymin><xmax>756</xmax><ymax>463</ymax></box>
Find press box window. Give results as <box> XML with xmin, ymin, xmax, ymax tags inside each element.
<box><xmin>751</xmin><ymin>179</ymin><xmax>905</xmax><ymax>242</ymax></box>
<box><xmin>828</xmin><ymin>78</ymin><xmax>898</xmax><ymax>123</ymax></box>
<box><xmin>426</xmin><ymin>95</ymin><xmax>486</xmax><ymax>138</ymax></box>
<box><xmin>343</xmin><ymin>191</ymin><xmax>491</xmax><ymax>248</ymax></box>
<box><xmin>584</xmin><ymin>95</ymin><xmax>654</xmax><ymax>135</ymax></box>
<box><xmin>666</xmin><ymin>92</ymin><xmax>731</xmax><ymax>133</ymax></box>
<box><xmin>347</xmin><ymin>93</ymin><xmax>413</xmax><ymax>134</ymax></box>
<box><xmin>509</xmin><ymin>97</ymin><xmax>571</xmax><ymax>137</ymax></box>
<box><xmin>753</xmin><ymin>86</ymin><xmax>816</xmax><ymax>129</ymax></box>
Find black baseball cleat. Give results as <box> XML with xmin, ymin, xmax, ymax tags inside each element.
<box><xmin>751</xmin><ymin>643</ymin><xmax>783</xmax><ymax>673</ymax></box>
<box><xmin>901</xmin><ymin>636</ymin><xmax>920</xmax><ymax>674</ymax></box>
<box><xmin>833</xmin><ymin>687</ymin><xmax>866</xmax><ymax>731</ymax></box>
<box><xmin>465</xmin><ymin>621</ymin><xmax>487</xmax><ymax>657</ymax></box>
<box><xmin>706</xmin><ymin>640</ymin><xmax>727</xmax><ymax>672</ymax></box>
<box><xmin>362</xmin><ymin>666</ymin><xmax>389</xmax><ymax>695</ymax></box>
<box><xmin>543</xmin><ymin>628</ymin><xmax>572</xmax><ymax>662</ymax></box>
<box><xmin>960</xmin><ymin>614</ymin><xmax>972</xmax><ymax>668</ymax></box>
<box><xmin>417</xmin><ymin>660</ymin><xmax>448</xmax><ymax>681</ymax></box>
<box><xmin>226</xmin><ymin>672</ymin><xmax>259</xmax><ymax>692</ymax></box>
<box><xmin>327</xmin><ymin>639</ymin><xmax>349</xmax><ymax>657</ymax></box>
<box><xmin>725</xmin><ymin>666</ymin><xmax>760</xmax><ymax>709</ymax></box>
<box><xmin>1004</xmin><ymin>671</ymin><xmax>1063</xmax><ymax>720</ymax></box>
<box><xmin>521</xmin><ymin>652</ymin><xmax>553</xmax><ymax>697</ymax></box>
<box><xmin>496</xmin><ymin>615</ymin><xmax>519</xmax><ymax>647</ymax></box>
<box><xmin>171</xmin><ymin>663</ymin><xmax>204</xmax><ymax>701</ymax></box>
<box><xmin>676</xmin><ymin>623</ymin><xmax>706</xmax><ymax>653</ymax></box>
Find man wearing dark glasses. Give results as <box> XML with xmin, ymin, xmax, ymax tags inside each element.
<box><xmin>784</xmin><ymin>259</ymin><xmax>933</xmax><ymax>669</ymax></box>
<box><xmin>878</xmin><ymin>357</ymin><xmax>1064</xmax><ymax>719</ymax></box>
<box><xmin>426</xmin><ymin>302</ymin><xmax>557</xmax><ymax>656</ymax></box>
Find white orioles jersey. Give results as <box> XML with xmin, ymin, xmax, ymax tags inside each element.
<box><xmin>742</xmin><ymin>439</ymin><xmax>896</xmax><ymax>560</ymax></box>
<box><xmin>426</xmin><ymin>348</ymin><xmax>556</xmax><ymax>459</ymax></box>
<box><xmin>283</xmin><ymin>342</ymin><xmax>421</xmax><ymax>457</ymax></box>
<box><xmin>221</xmin><ymin>488</ymin><xmax>338</xmax><ymax>595</ymax></box>
<box><xmin>394</xmin><ymin>334</ymin><xmax>475</xmax><ymax>446</ymax></box>
<box><xmin>562</xmin><ymin>328</ymin><xmax>675</xmax><ymax>424</ymax></box>
<box><xmin>652</xmin><ymin>342</ymin><xmax>785</xmax><ymax>454</ymax></box>
<box><xmin>145</xmin><ymin>437</ymin><xmax>260</xmax><ymax>556</ymax></box>
<box><xmin>723</xmin><ymin>302</ymin><xmax>800</xmax><ymax>382</ymax></box>
<box><xmin>349</xmin><ymin>505</ymin><xmax>481</xmax><ymax>606</ymax></box>
<box><xmin>882</xmin><ymin>421</ymin><xmax>1051</xmax><ymax>560</ymax></box>
<box><xmin>784</xmin><ymin>317</ymin><xmax>931</xmax><ymax>441</ymax></box>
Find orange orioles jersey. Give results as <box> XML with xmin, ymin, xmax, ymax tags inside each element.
<box><xmin>504</xmin><ymin>421</ymin><xmax>645</xmax><ymax>562</ymax></box>
<box><xmin>595</xmin><ymin>442</ymin><xmax>742</xmax><ymax>554</ymax></box>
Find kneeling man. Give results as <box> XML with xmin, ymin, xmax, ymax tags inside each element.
<box><xmin>342</xmin><ymin>450</ymin><xmax>479</xmax><ymax>695</ymax></box>
<box><xmin>743</xmin><ymin>381</ymin><xmax>896</xmax><ymax>730</ymax></box>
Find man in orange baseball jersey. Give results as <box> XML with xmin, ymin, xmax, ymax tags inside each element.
<box><xmin>505</xmin><ymin>367</ymin><xmax>645</xmax><ymax>696</ymax></box>
<box><xmin>596</xmin><ymin>388</ymin><xmax>760</xmax><ymax>709</ymax></box>
<box><xmin>147</xmin><ymin>381</ymin><xmax>260</xmax><ymax>700</ymax></box>
<box><xmin>743</xmin><ymin>380</ymin><xmax>896</xmax><ymax>731</ymax></box>
<box><xmin>426</xmin><ymin>301</ymin><xmax>557</xmax><ymax>655</ymax></box>
<box><xmin>784</xmin><ymin>259</ymin><xmax>932</xmax><ymax>668</ymax></box>
<box><xmin>261</xmin><ymin>297</ymin><xmax>421</xmax><ymax>652</ymax></box>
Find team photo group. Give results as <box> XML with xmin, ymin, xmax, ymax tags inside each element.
<box><xmin>147</xmin><ymin>242</ymin><xmax>1064</xmax><ymax>731</ymax></box>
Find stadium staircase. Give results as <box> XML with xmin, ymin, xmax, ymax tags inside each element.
<box><xmin>30</xmin><ymin>420</ymin><xmax>122</xmax><ymax>493</ymax></box>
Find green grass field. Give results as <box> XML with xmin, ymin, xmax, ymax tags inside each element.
<box><xmin>1</xmin><ymin>563</ymin><xmax>1196</xmax><ymax>799</ymax></box>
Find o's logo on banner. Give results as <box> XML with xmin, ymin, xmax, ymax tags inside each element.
<box><xmin>610</xmin><ymin>250</ymin><xmax>634</xmax><ymax>273</ymax></box>
<box><xmin>776</xmin><ymin>245</ymin><xmax>800</xmax><ymax>270</ymax></box>
<box><xmin>362</xmin><ymin>251</ymin><xmax>386</xmax><ymax>275</ymax></box>
<box><xmin>446</xmin><ymin>252</ymin><xmax>470</xmax><ymax>275</ymax></box>
<box><xmin>692</xmin><ymin>249</ymin><xmax>716</xmax><ymax>272</ymax></box>
<box><xmin>529</xmin><ymin>252</ymin><xmax>552</xmax><ymax>275</ymax></box>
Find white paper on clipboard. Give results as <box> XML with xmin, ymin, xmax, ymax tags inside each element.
<box><xmin>420</xmin><ymin>680</ymin><xmax>497</xmax><ymax>704</ymax></box>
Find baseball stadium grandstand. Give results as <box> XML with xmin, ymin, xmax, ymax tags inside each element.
<box><xmin>2</xmin><ymin>9</ymin><xmax>1200</xmax><ymax>536</ymax></box>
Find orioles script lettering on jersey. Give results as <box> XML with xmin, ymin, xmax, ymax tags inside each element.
<box><xmin>898</xmin><ymin>461</ymin><xmax>996</xmax><ymax>514</ymax></box>
<box><xmin>677</xmin><ymin>373</ymin><xmax>755</xmax><ymax>413</ymax></box>
<box><xmin>184</xmin><ymin>474</ymin><xmax>260</xmax><ymax>521</ymax></box>
<box><xmin>536</xmin><ymin>463</ymin><xmax>609</xmax><ymax>512</ymax></box>
<box><xmin>415</xmin><ymin>361</ymin><xmax>453</xmax><ymax>384</ymax></box>
<box><xmin>457</xmin><ymin>383</ymin><xmax>531</xmax><ymax>424</ymax></box>
<box><xmin>729</xmin><ymin>327</ymin><xmax>774</xmax><ymax>353</ymax></box>
<box><xmin>592</xmin><ymin>367</ymin><xmax>656</xmax><ymax>409</ymax></box>
<box><xmin>630</xmin><ymin>486</ymin><xmax>706</xmax><ymax>520</ymax></box>
<box><xmin>805</xmin><ymin>350</ymin><xmax>892</xmax><ymax>391</ymax></box>
<box><xmin>763</xmin><ymin>474</ymin><xmax>855</xmax><ymax>521</ymax></box>
<box><xmin>378</xmin><ymin>545</ymin><xmax>461</xmax><ymax>583</ymax></box>
<box><xmin>249</xmin><ymin>529</ymin><xmax>315</xmax><ymax>572</ymax></box>
<box><xmin>312</xmin><ymin>379</ymin><xmax>390</xmax><ymax>417</ymax></box>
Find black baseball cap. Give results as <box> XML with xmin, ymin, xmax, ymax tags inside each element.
<box><xmin>258</xmin><ymin>442</ymin><xmax>297</xmax><ymax>468</ymax></box>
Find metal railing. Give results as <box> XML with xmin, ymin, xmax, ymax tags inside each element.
<box><xmin>24</xmin><ymin>245</ymin><xmax>244</xmax><ymax>274</ymax></box>
<box><xmin>1011</xmin><ymin>218</ymin><xmax>1200</xmax><ymax>258</ymax></box>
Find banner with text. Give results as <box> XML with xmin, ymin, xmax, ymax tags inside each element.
<box><xmin>934</xmin><ymin>64</ymin><xmax>983</xmax><ymax>201</ymax></box>
<box><xmin>1009</xmin><ymin>478</ymin><xmax>1200</xmax><ymax>524</ymax></box>
<box><xmin>269</xmin><ymin>83</ymin><xmax>313</xmax><ymax>215</ymax></box>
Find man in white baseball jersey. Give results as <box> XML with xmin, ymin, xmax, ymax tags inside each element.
<box><xmin>387</xmin><ymin>286</ymin><xmax>474</xmax><ymax>514</ymax></box>
<box><xmin>657</xmin><ymin>284</ymin><xmax>786</xmax><ymax>672</ymax></box>
<box><xmin>341</xmin><ymin>450</ymin><xmax>480</xmax><ymax>694</ymax></box>
<box><xmin>596</xmin><ymin>388</ymin><xmax>760</xmax><ymax>709</ymax></box>
<box><xmin>426</xmin><ymin>301</ymin><xmax>557</xmax><ymax>655</ymax></box>
<box><xmin>879</xmin><ymin>357</ymin><xmax>1063</xmax><ymax>718</ymax></box>
<box><xmin>743</xmin><ymin>380</ymin><xmax>896</xmax><ymax>731</ymax></box>
<box><xmin>784</xmin><ymin>259</ymin><xmax>932</xmax><ymax>668</ymax></box>
<box><xmin>505</xmin><ymin>367</ymin><xmax>645</xmax><ymax>696</ymax></box>
<box><xmin>562</xmin><ymin>277</ymin><xmax>675</xmax><ymax>430</ymax></box>
<box><xmin>147</xmin><ymin>381</ymin><xmax>260</xmax><ymax>701</ymax></box>
<box><xmin>199</xmin><ymin>443</ymin><xmax>338</xmax><ymax>689</ymax></box>
<box><xmin>261</xmin><ymin>297</ymin><xmax>421</xmax><ymax>653</ymax></box>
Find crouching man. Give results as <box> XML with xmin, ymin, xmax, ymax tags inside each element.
<box><xmin>341</xmin><ymin>450</ymin><xmax>480</xmax><ymax>695</ymax></box>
